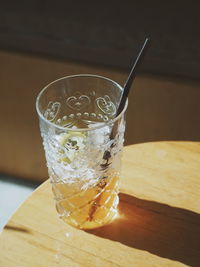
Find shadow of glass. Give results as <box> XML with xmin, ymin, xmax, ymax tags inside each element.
<box><xmin>86</xmin><ymin>193</ymin><xmax>200</xmax><ymax>266</ymax></box>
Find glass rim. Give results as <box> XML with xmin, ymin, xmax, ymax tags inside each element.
<box><xmin>36</xmin><ymin>74</ymin><xmax>128</xmax><ymax>132</ymax></box>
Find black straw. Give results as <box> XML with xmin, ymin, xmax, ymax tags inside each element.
<box><xmin>101</xmin><ymin>38</ymin><xmax>150</xmax><ymax>168</ymax></box>
<box><xmin>116</xmin><ymin>38</ymin><xmax>150</xmax><ymax>116</ymax></box>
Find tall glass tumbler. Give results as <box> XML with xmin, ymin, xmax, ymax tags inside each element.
<box><xmin>36</xmin><ymin>75</ymin><xmax>128</xmax><ymax>229</ymax></box>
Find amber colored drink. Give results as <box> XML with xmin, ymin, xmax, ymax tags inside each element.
<box><xmin>52</xmin><ymin>174</ymin><xmax>119</xmax><ymax>229</ymax></box>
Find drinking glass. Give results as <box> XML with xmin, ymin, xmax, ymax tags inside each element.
<box><xmin>36</xmin><ymin>74</ymin><xmax>127</xmax><ymax>229</ymax></box>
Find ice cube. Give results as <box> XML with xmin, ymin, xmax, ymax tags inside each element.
<box><xmin>88</xmin><ymin>123</ymin><xmax>111</xmax><ymax>145</ymax></box>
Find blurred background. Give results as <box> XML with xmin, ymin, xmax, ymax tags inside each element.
<box><xmin>0</xmin><ymin>1</ymin><xmax>200</xmax><ymax>228</ymax></box>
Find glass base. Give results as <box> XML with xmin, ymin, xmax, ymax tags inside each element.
<box><xmin>60</xmin><ymin>206</ymin><xmax>119</xmax><ymax>229</ymax></box>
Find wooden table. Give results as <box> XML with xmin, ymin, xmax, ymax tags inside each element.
<box><xmin>1</xmin><ymin>142</ymin><xmax>200</xmax><ymax>266</ymax></box>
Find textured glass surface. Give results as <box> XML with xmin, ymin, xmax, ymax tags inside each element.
<box><xmin>36</xmin><ymin>75</ymin><xmax>127</xmax><ymax>229</ymax></box>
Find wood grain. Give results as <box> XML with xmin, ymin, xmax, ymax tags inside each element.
<box><xmin>0</xmin><ymin>142</ymin><xmax>200</xmax><ymax>266</ymax></box>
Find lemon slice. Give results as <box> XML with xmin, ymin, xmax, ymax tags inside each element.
<box><xmin>58</xmin><ymin>131</ymin><xmax>87</xmax><ymax>164</ymax></box>
<box><xmin>59</xmin><ymin>131</ymin><xmax>86</xmax><ymax>146</ymax></box>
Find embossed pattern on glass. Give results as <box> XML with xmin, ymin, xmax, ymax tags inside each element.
<box><xmin>36</xmin><ymin>75</ymin><xmax>127</xmax><ymax>229</ymax></box>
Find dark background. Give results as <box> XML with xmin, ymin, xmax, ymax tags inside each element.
<box><xmin>0</xmin><ymin>1</ymin><xmax>200</xmax><ymax>79</ymax></box>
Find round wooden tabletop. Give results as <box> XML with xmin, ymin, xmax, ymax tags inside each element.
<box><xmin>1</xmin><ymin>141</ymin><xmax>200</xmax><ymax>266</ymax></box>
